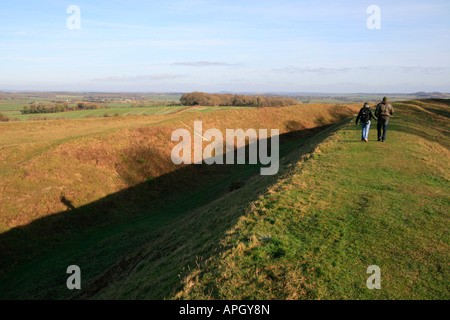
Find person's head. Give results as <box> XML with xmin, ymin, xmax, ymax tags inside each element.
<box><xmin>364</xmin><ymin>102</ymin><xmax>370</xmax><ymax>108</ymax></box>
<box><xmin>382</xmin><ymin>96</ymin><xmax>388</xmax><ymax>104</ymax></box>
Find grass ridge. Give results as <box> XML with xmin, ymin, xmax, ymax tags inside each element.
<box><xmin>173</xmin><ymin>100</ymin><xmax>449</xmax><ymax>300</ymax></box>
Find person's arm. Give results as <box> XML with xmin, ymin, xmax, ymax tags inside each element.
<box><xmin>390</xmin><ymin>104</ymin><xmax>394</xmax><ymax>116</ymax></box>
<box><xmin>374</xmin><ymin>104</ymin><xmax>381</xmax><ymax>118</ymax></box>
<box><xmin>370</xmin><ymin>109</ymin><xmax>377</xmax><ymax>121</ymax></box>
<box><xmin>355</xmin><ymin>110</ymin><xmax>361</xmax><ymax>124</ymax></box>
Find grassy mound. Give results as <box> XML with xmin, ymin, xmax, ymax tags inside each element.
<box><xmin>0</xmin><ymin>103</ymin><xmax>357</xmax><ymax>299</ymax></box>
<box><xmin>174</xmin><ymin>99</ymin><xmax>449</xmax><ymax>300</ymax></box>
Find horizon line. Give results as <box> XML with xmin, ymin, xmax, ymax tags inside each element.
<box><xmin>1</xmin><ymin>90</ymin><xmax>449</xmax><ymax>95</ymax></box>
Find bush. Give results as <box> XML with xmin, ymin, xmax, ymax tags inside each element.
<box><xmin>0</xmin><ymin>113</ymin><xmax>9</xmax><ymax>122</ymax></box>
<box><xmin>78</xmin><ymin>102</ymin><xmax>100</xmax><ymax>110</ymax></box>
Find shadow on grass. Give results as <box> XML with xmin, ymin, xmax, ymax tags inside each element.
<box><xmin>60</xmin><ymin>195</ymin><xmax>76</xmax><ymax>211</ymax></box>
<box><xmin>0</xmin><ymin>120</ymin><xmax>350</xmax><ymax>299</ymax></box>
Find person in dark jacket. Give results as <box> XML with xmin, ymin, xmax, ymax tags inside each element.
<box><xmin>374</xmin><ymin>97</ymin><xmax>394</xmax><ymax>142</ymax></box>
<box><xmin>356</xmin><ymin>102</ymin><xmax>377</xmax><ymax>142</ymax></box>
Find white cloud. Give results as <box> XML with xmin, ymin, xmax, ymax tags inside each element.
<box><xmin>273</xmin><ymin>65</ymin><xmax>450</xmax><ymax>74</ymax></box>
<box><xmin>272</xmin><ymin>66</ymin><xmax>352</xmax><ymax>74</ymax></box>
<box><xmin>171</xmin><ymin>61</ymin><xmax>237</xmax><ymax>67</ymax></box>
<box><xmin>92</xmin><ymin>74</ymin><xmax>185</xmax><ymax>82</ymax></box>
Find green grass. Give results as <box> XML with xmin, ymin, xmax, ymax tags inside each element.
<box><xmin>1</xmin><ymin>106</ymin><xmax>250</xmax><ymax>121</ymax></box>
<box><xmin>0</xmin><ymin>104</ymin><xmax>27</xmax><ymax>111</ymax></box>
<box><xmin>175</xmin><ymin>99</ymin><xmax>449</xmax><ymax>300</ymax></box>
<box><xmin>2</xmin><ymin>106</ymin><xmax>184</xmax><ymax>120</ymax></box>
<box><xmin>92</xmin><ymin>121</ymin><xmax>351</xmax><ymax>300</ymax></box>
<box><xmin>0</xmin><ymin>99</ymin><xmax>60</xmax><ymax>111</ymax></box>
<box><xmin>0</xmin><ymin>92</ymin><xmax>184</xmax><ymax>117</ymax></box>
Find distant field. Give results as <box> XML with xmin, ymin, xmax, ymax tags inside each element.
<box><xmin>0</xmin><ymin>101</ymin><xmax>33</xmax><ymax>110</ymax></box>
<box><xmin>0</xmin><ymin>93</ymin><xmax>184</xmax><ymax>117</ymax></box>
<box><xmin>5</xmin><ymin>106</ymin><xmax>187</xmax><ymax>120</ymax></box>
<box><xmin>0</xmin><ymin>105</ymin><xmax>247</xmax><ymax>121</ymax></box>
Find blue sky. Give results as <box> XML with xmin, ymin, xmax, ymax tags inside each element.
<box><xmin>0</xmin><ymin>0</ymin><xmax>449</xmax><ymax>93</ymax></box>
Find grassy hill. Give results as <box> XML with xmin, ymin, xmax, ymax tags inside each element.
<box><xmin>0</xmin><ymin>102</ymin><xmax>357</xmax><ymax>299</ymax></box>
<box><xmin>0</xmin><ymin>100</ymin><xmax>447</xmax><ymax>299</ymax></box>
<box><xmin>172</xmin><ymin>99</ymin><xmax>449</xmax><ymax>300</ymax></box>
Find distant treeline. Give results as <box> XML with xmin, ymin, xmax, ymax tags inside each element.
<box><xmin>180</xmin><ymin>92</ymin><xmax>299</xmax><ymax>107</ymax></box>
<box><xmin>21</xmin><ymin>102</ymin><xmax>107</xmax><ymax>114</ymax></box>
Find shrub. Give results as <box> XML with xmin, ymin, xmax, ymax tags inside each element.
<box><xmin>0</xmin><ymin>113</ymin><xmax>10</xmax><ymax>122</ymax></box>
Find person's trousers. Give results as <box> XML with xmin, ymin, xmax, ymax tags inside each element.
<box><xmin>361</xmin><ymin>121</ymin><xmax>371</xmax><ymax>141</ymax></box>
<box><xmin>377</xmin><ymin>118</ymin><xmax>389</xmax><ymax>141</ymax></box>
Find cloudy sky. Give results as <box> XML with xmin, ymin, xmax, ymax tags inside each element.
<box><xmin>0</xmin><ymin>0</ymin><xmax>449</xmax><ymax>93</ymax></box>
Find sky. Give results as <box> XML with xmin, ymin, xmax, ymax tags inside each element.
<box><xmin>0</xmin><ymin>0</ymin><xmax>449</xmax><ymax>93</ymax></box>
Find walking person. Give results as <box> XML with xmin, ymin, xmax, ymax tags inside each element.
<box><xmin>375</xmin><ymin>97</ymin><xmax>394</xmax><ymax>142</ymax></box>
<box><xmin>356</xmin><ymin>102</ymin><xmax>377</xmax><ymax>142</ymax></box>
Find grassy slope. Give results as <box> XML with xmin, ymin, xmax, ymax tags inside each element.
<box><xmin>0</xmin><ymin>113</ymin><xmax>198</xmax><ymax>230</ymax></box>
<box><xmin>2</xmin><ymin>100</ymin><xmax>447</xmax><ymax>300</ymax></box>
<box><xmin>174</xmin><ymin>99</ymin><xmax>449</xmax><ymax>300</ymax></box>
<box><xmin>0</xmin><ymin>103</ymin><xmax>357</xmax><ymax>299</ymax></box>
<box><xmin>93</xmin><ymin>119</ymin><xmax>353</xmax><ymax>300</ymax></box>
<box><xmin>0</xmin><ymin>104</ymin><xmax>353</xmax><ymax>231</ymax></box>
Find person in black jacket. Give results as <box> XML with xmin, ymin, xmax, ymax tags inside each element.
<box><xmin>356</xmin><ymin>102</ymin><xmax>377</xmax><ymax>142</ymax></box>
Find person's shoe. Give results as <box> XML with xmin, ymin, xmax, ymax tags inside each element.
<box><xmin>377</xmin><ymin>138</ymin><xmax>381</xmax><ymax>141</ymax></box>
<box><xmin>364</xmin><ymin>139</ymin><xmax>368</xmax><ymax>142</ymax></box>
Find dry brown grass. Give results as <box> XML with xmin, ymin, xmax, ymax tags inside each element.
<box><xmin>0</xmin><ymin>103</ymin><xmax>358</xmax><ymax>231</ymax></box>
